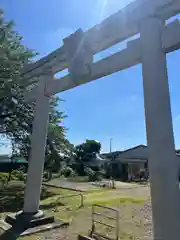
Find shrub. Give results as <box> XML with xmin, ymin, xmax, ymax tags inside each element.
<box><xmin>61</xmin><ymin>166</ymin><xmax>74</xmax><ymax>177</ymax></box>
<box><xmin>85</xmin><ymin>167</ymin><xmax>95</xmax><ymax>181</ymax></box>
<box><xmin>70</xmin><ymin>170</ymin><xmax>77</xmax><ymax>178</ymax></box>
<box><xmin>43</xmin><ymin>170</ymin><xmax>52</xmax><ymax>182</ymax></box>
<box><xmin>85</xmin><ymin>167</ymin><xmax>103</xmax><ymax>182</ymax></box>
<box><xmin>0</xmin><ymin>173</ymin><xmax>8</xmax><ymax>191</ymax></box>
<box><xmin>11</xmin><ymin>168</ymin><xmax>25</xmax><ymax>181</ymax></box>
<box><xmin>94</xmin><ymin>171</ymin><xmax>103</xmax><ymax>181</ymax></box>
<box><xmin>72</xmin><ymin>162</ymin><xmax>85</xmax><ymax>176</ymax></box>
<box><xmin>0</xmin><ymin>173</ymin><xmax>8</xmax><ymax>184</ymax></box>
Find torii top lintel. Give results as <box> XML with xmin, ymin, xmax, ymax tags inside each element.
<box><xmin>22</xmin><ymin>0</ymin><xmax>180</xmax><ymax>81</ymax></box>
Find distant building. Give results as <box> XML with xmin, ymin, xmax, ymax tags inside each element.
<box><xmin>0</xmin><ymin>155</ymin><xmax>28</xmax><ymax>172</ymax></box>
<box><xmin>100</xmin><ymin>145</ymin><xmax>180</xmax><ymax>181</ymax></box>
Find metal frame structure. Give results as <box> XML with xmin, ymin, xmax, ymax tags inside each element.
<box><xmin>21</xmin><ymin>1</ymin><xmax>180</xmax><ymax>239</ymax></box>
<box><xmin>90</xmin><ymin>204</ymin><xmax>120</xmax><ymax>240</ymax></box>
<box><xmin>55</xmin><ymin>193</ymin><xmax>84</xmax><ymax>212</ymax></box>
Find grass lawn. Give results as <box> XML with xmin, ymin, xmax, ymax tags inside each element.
<box><xmin>0</xmin><ymin>180</ymin><xmax>152</xmax><ymax>240</ymax></box>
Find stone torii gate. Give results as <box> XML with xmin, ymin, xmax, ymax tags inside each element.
<box><xmin>21</xmin><ymin>0</ymin><xmax>180</xmax><ymax>239</ymax></box>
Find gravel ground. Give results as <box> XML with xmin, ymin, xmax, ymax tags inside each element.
<box><xmin>26</xmin><ymin>201</ymin><xmax>153</xmax><ymax>240</ymax></box>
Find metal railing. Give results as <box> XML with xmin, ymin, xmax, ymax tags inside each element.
<box><xmin>90</xmin><ymin>204</ymin><xmax>120</xmax><ymax>240</ymax></box>
<box><xmin>55</xmin><ymin>193</ymin><xmax>84</xmax><ymax>212</ymax></box>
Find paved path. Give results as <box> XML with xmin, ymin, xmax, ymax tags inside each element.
<box><xmin>43</xmin><ymin>179</ymin><xmax>97</xmax><ymax>192</ymax></box>
<box><xmin>43</xmin><ymin>179</ymin><xmax>146</xmax><ymax>192</ymax></box>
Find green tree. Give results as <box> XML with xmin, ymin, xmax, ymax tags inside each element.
<box><xmin>0</xmin><ymin>10</ymin><xmax>71</xmax><ymax>171</ymax></box>
<box><xmin>74</xmin><ymin>140</ymin><xmax>101</xmax><ymax>175</ymax></box>
<box><xmin>75</xmin><ymin>140</ymin><xmax>101</xmax><ymax>159</ymax></box>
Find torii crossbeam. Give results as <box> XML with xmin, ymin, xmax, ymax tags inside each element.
<box><xmin>21</xmin><ymin>0</ymin><xmax>180</xmax><ymax>239</ymax></box>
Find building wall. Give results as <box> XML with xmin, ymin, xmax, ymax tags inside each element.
<box><xmin>128</xmin><ymin>162</ymin><xmax>146</xmax><ymax>175</ymax></box>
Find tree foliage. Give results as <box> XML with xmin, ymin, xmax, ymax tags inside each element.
<box><xmin>0</xmin><ymin>10</ymin><xmax>72</xmax><ymax>170</ymax></box>
<box><xmin>73</xmin><ymin>140</ymin><xmax>101</xmax><ymax>175</ymax></box>
<box><xmin>75</xmin><ymin>140</ymin><xmax>101</xmax><ymax>161</ymax></box>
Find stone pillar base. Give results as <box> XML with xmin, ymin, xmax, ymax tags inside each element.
<box><xmin>5</xmin><ymin>210</ymin><xmax>54</xmax><ymax>229</ymax></box>
<box><xmin>0</xmin><ymin>211</ymin><xmax>69</xmax><ymax>238</ymax></box>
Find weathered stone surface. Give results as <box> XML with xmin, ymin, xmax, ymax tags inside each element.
<box><xmin>5</xmin><ymin>213</ymin><xmax>54</xmax><ymax>228</ymax></box>
<box><xmin>78</xmin><ymin>235</ymin><xmax>94</xmax><ymax>240</ymax></box>
<box><xmin>0</xmin><ymin>218</ymin><xmax>68</xmax><ymax>237</ymax></box>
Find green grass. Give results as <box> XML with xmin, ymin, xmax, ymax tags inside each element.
<box><xmin>88</xmin><ymin>196</ymin><xmax>145</xmax><ymax>206</ymax></box>
<box><xmin>0</xmin><ymin>181</ymin><xmax>148</xmax><ymax>240</ymax></box>
<box><xmin>0</xmin><ymin>182</ymin><xmax>145</xmax><ymax>221</ymax></box>
<box><xmin>38</xmin><ymin>187</ymin><xmax>146</xmax><ymax>223</ymax></box>
<box><xmin>0</xmin><ymin>172</ymin><xmax>23</xmax><ymax>183</ymax></box>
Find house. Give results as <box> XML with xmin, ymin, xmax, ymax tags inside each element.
<box><xmin>114</xmin><ymin>145</ymin><xmax>148</xmax><ymax>180</ymax></box>
<box><xmin>103</xmin><ymin>145</ymin><xmax>148</xmax><ymax>180</ymax></box>
<box><xmin>101</xmin><ymin>144</ymin><xmax>180</xmax><ymax>181</ymax></box>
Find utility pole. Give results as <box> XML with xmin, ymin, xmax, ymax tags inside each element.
<box><xmin>110</xmin><ymin>138</ymin><xmax>112</xmax><ymax>153</ymax></box>
<box><xmin>109</xmin><ymin>137</ymin><xmax>115</xmax><ymax>189</ymax></box>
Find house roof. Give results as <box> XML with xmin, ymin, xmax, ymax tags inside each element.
<box><xmin>101</xmin><ymin>144</ymin><xmax>180</xmax><ymax>163</ymax></box>
<box><xmin>102</xmin><ymin>144</ymin><xmax>180</xmax><ymax>156</ymax></box>
<box><xmin>100</xmin><ymin>151</ymin><xmax>122</xmax><ymax>158</ymax></box>
<box><xmin>101</xmin><ymin>145</ymin><xmax>147</xmax><ymax>158</ymax></box>
<box><xmin>119</xmin><ymin>144</ymin><xmax>147</xmax><ymax>154</ymax></box>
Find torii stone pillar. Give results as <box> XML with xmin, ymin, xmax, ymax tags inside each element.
<box><xmin>23</xmin><ymin>73</ymin><xmax>52</xmax><ymax>214</ymax></box>
<box><xmin>140</xmin><ymin>16</ymin><xmax>180</xmax><ymax>240</ymax></box>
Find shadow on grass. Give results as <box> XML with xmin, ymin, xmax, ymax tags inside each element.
<box><xmin>0</xmin><ymin>183</ymin><xmax>57</xmax><ymax>215</ymax></box>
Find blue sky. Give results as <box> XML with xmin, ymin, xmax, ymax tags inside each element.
<box><xmin>1</xmin><ymin>0</ymin><xmax>180</xmax><ymax>153</ymax></box>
